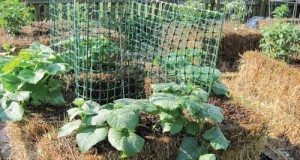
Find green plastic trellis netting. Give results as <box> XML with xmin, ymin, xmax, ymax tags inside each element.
<box><xmin>49</xmin><ymin>0</ymin><xmax>224</xmax><ymax>104</ymax></box>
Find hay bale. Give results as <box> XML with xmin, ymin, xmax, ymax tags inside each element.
<box><xmin>237</xmin><ymin>52</ymin><xmax>300</xmax><ymax>118</ymax></box>
<box><xmin>218</xmin><ymin>23</ymin><xmax>262</xmax><ymax>72</ymax></box>
<box><xmin>223</xmin><ymin>51</ymin><xmax>300</xmax><ymax>159</ymax></box>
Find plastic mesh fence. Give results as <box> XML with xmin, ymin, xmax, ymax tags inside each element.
<box><xmin>50</xmin><ymin>0</ymin><xmax>224</xmax><ymax>104</ymax></box>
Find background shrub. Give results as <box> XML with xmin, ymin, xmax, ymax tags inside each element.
<box><xmin>260</xmin><ymin>22</ymin><xmax>300</xmax><ymax>61</ymax></box>
<box><xmin>0</xmin><ymin>0</ymin><xmax>33</xmax><ymax>34</ymax></box>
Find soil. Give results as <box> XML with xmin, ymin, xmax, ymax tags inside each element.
<box><xmin>0</xmin><ymin>21</ymin><xmax>50</xmax><ymax>54</ymax></box>
<box><xmin>62</xmin><ymin>65</ymin><xmax>151</xmax><ymax>105</ymax></box>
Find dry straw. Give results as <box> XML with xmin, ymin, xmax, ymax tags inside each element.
<box><xmin>223</xmin><ymin>51</ymin><xmax>300</xmax><ymax>158</ymax></box>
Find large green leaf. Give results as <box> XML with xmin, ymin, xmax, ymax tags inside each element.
<box><xmin>4</xmin><ymin>91</ymin><xmax>30</xmax><ymax>102</ymax></box>
<box><xmin>1</xmin><ymin>74</ymin><xmax>22</xmax><ymax>92</ymax></box>
<box><xmin>58</xmin><ymin>120</ymin><xmax>82</xmax><ymax>138</ymax></box>
<box><xmin>136</xmin><ymin>99</ymin><xmax>158</xmax><ymax>114</ymax></box>
<box><xmin>108</xmin><ymin>128</ymin><xmax>145</xmax><ymax>156</ymax></box>
<box><xmin>76</xmin><ymin>126</ymin><xmax>108</xmax><ymax>152</ymax></box>
<box><xmin>150</xmin><ymin>93</ymin><xmax>179</xmax><ymax>110</ymax></box>
<box><xmin>195</xmin><ymin>103</ymin><xmax>224</xmax><ymax>123</ymax></box>
<box><xmin>67</xmin><ymin>108</ymin><xmax>84</xmax><ymax>121</ymax></box>
<box><xmin>199</xmin><ymin>154</ymin><xmax>216</xmax><ymax>160</ymax></box>
<box><xmin>46</xmin><ymin>89</ymin><xmax>65</xmax><ymax>106</ymax></box>
<box><xmin>192</xmin><ymin>89</ymin><xmax>209</xmax><ymax>102</ymax></box>
<box><xmin>203</xmin><ymin>126</ymin><xmax>230</xmax><ymax>150</ymax></box>
<box><xmin>114</xmin><ymin>98</ymin><xmax>136</xmax><ymax>107</ymax></box>
<box><xmin>48</xmin><ymin>63</ymin><xmax>67</xmax><ymax>75</ymax></box>
<box><xmin>160</xmin><ymin>121</ymin><xmax>184</xmax><ymax>135</ymax></box>
<box><xmin>106</xmin><ymin>109</ymin><xmax>139</xmax><ymax>130</ymax></box>
<box><xmin>185</xmin><ymin>122</ymin><xmax>201</xmax><ymax>135</ymax></box>
<box><xmin>73</xmin><ymin>98</ymin><xmax>85</xmax><ymax>107</ymax></box>
<box><xmin>48</xmin><ymin>79</ymin><xmax>63</xmax><ymax>92</ymax></box>
<box><xmin>212</xmin><ymin>82</ymin><xmax>228</xmax><ymax>96</ymax></box>
<box><xmin>2</xmin><ymin>50</ymin><xmax>32</xmax><ymax>73</ymax></box>
<box><xmin>184</xmin><ymin>100</ymin><xmax>203</xmax><ymax>115</ymax></box>
<box><xmin>176</xmin><ymin>137</ymin><xmax>208</xmax><ymax>160</ymax></box>
<box><xmin>151</xmin><ymin>83</ymin><xmax>177</xmax><ymax>93</ymax></box>
<box><xmin>0</xmin><ymin>101</ymin><xmax>24</xmax><ymax>122</ymax></box>
<box><xmin>82</xmin><ymin>100</ymin><xmax>102</xmax><ymax>115</ymax></box>
<box><xmin>83</xmin><ymin>109</ymin><xmax>110</xmax><ymax>126</ymax></box>
<box><xmin>158</xmin><ymin>110</ymin><xmax>179</xmax><ymax>121</ymax></box>
<box><xmin>117</xmin><ymin>104</ymin><xmax>145</xmax><ymax>113</ymax></box>
<box><xmin>17</xmin><ymin>69</ymin><xmax>45</xmax><ymax>84</ymax></box>
<box><xmin>30</xmin><ymin>42</ymin><xmax>55</xmax><ymax>54</ymax></box>
<box><xmin>25</xmin><ymin>83</ymin><xmax>48</xmax><ymax>105</ymax></box>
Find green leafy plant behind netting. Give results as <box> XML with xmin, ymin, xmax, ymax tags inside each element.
<box><xmin>50</xmin><ymin>0</ymin><xmax>224</xmax><ymax>103</ymax></box>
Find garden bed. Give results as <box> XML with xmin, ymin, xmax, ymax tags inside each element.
<box><xmin>0</xmin><ymin>21</ymin><xmax>50</xmax><ymax>53</ymax></box>
<box><xmin>222</xmin><ymin>51</ymin><xmax>300</xmax><ymax>159</ymax></box>
<box><xmin>0</xmin><ymin>96</ymin><xmax>266</xmax><ymax>160</ymax></box>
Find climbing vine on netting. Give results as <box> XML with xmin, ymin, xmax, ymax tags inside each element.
<box><xmin>50</xmin><ymin>0</ymin><xmax>225</xmax><ymax>103</ymax></box>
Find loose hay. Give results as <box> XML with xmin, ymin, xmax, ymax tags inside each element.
<box><xmin>223</xmin><ymin>51</ymin><xmax>300</xmax><ymax>159</ymax></box>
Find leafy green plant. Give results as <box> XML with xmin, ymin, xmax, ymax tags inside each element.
<box><xmin>53</xmin><ymin>36</ymin><xmax>119</xmax><ymax>66</ymax></box>
<box><xmin>223</xmin><ymin>0</ymin><xmax>247</xmax><ymax>22</ymax></box>
<box><xmin>0</xmin><ymin>43</ymin><xmax>69</xmax><ymax>121</ymax></box>
<box><xmin>2</xmin><ymin>43</ymin><xmax>11</xmax><ymax>52</ymax></box>
<box><xmin>58</xmin><ymin>98</ymin><xmax>146</xmax><ymax>157</ymax></box>
<box><xmin>260</xmin><ymin>22</ymin><xmax>300</xmax><ymax>61</ymax></box>
<box><xmin>175</xmin><ymin>0</ymin><xmax>220</xmax><ymax>22</ymax></box>
<box><xmin>272</xmin><ymin>4</ymin><xmax>289</xmax><ymax>18</ymax></box>
<box><xmin>0</xmin><ymin>0</ymin><xmax>33</xmax><ymax>34</ymax></box>
<box><xmin>151</xmin><ymin>83</ymin><xmax>230</xmax><ymax>160</ymax></box>
<box><xmin>58</xmin><ymin>82</ymin><xmax>229</xmax><ymax>159</ymax></box>
<box><xmin>155</xmin><ymin>50</ymin><xmax>228</xmax><ymax>95</ymax></box>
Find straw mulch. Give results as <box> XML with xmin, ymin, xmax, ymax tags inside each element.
<box><xmin>222</xmin><ymin>51</ymin><xmax>300</xmax><ymax>159</ymax></box>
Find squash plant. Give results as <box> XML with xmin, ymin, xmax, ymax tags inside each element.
<box><xmin>156</xmin><ymin>50</ymin><xmax>228</xmax><ymax>95</ymax></box>
<box><xmin>53</xmin><ymin>36</ymin><xmax>119</xmax><ymax>67</ymax></box>
<box><xmin>0</xmin><ymin>43</ymin><xmax>69</xmax><ymax>121</ymax></box>
<box><xmin>58</xmin><ymin>83</ymin><xmax>229</xmax><ymax>159</ymax></box>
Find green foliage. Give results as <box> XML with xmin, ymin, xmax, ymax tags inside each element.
<box><xmin>1</xmin><ymin>43</ymin><xmax>11</xmax><ymax>52</ymax></box>
<box><xmin>0</xmin><ymin>0</ymin><xmax>33</xmax><ymax>34</ymax></box>
<box><xmin>59</xmin><ymin>83</ymin><xmax>229</xmax><ymax>158</ymax></box>
<box><xmin>176</xmin><ymin>0</ymin><xmax>220</xmax><ymax>22</ymax></box>
<box><xmin>53</xmin><ymin>36</ymin><xmax>119</xmax><ymax>65</ymax></box>
<box><xmin>223</xmin><ymin>0</ymin><xmax>247</xmax><ymax>22</ymax></box>
<box><xmin>58</xmin><ymin>98</ymin><xmax>145</xmax><ymax>157</ymax></box>
<box><xmin>199</xmin><ymin>154</ymin><xmax>216</xmax><ymax>160</ymax></box>
<box><xmin>155</xmin><ymin>50</ymin><xmax>228</xmax><ymax>96</ymax></box>
<box><xmin>260</xmin><ymin>21</ymin><xmax>300</xmax><ymax>61</ymax></box>
<box><xmin>0</xmin><ymin>43</ymin><xmax>69</xmax><ymax>121</ymax></box>
<box><xmin>177</xmin><ymin>137</ymin><xmax>208</xmax><ymax>160</ymax></box>
<box><xmin>272</xmin><ymin>4</ymin><xmax>289</xmax><ymax>18</ymax></box>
